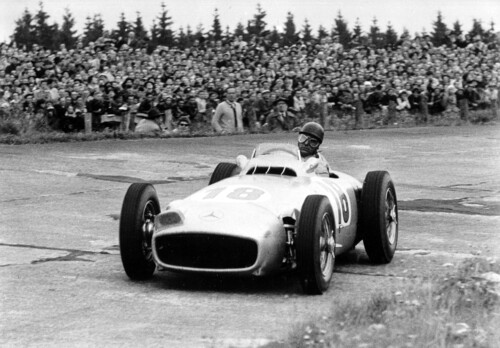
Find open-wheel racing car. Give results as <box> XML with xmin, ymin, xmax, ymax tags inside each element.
<box><xmin>119</xmin><ymin>143</ymin><xmax>399</xmax><ymax>294</ymax></box>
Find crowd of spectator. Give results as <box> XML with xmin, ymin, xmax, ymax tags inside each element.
<box><xmin>0</xmin><ymin>30</ymin><xmax>499</xmax><ymax>136</ymax></box>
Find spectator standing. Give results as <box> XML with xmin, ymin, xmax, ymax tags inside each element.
<box><xmin>484</xmin><ymin>83</ymin><xmax>498</xmax><ymax>118</ymax></box>
<box><xmin>382</xmin><ymin>87</ymin><xmax>398</xmax><ymax>125</ymax></box>
<box><xmin>456</xmin><ymin>87</ymin><xmax>470</xmax><ymax>122</ymax></box>
<box><xmin>408</xmin><ymin>88</ymin><xmax>422</xmax><ymax>117</ymax></box>
<box><xmin>211</xmin><ymin>87</ymin><xmax>244</xmax><ymax>134</ymax></box>
<box><xmin>254</xmin><ymin>90</ymin><xmax>273</xmax><ymax>125</ymax></box>
<box><xmin>264</xmin><ymin>98</ymin><xmax>300</xmax><ymax>131</ymax></box>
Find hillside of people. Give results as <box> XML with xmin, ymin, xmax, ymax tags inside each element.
<box><xmin>0</xmin><ymin>3</ymin><xmax>499</xmax><ymax>140</ymax></box>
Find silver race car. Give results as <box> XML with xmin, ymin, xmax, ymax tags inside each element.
<box><xmin>119</xmin><ymin>143</ymin><xmax>399</xmax><ymax>294</ymax></box>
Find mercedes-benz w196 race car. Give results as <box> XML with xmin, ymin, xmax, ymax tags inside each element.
<box><xmin>119</xmin><ymin>143</ymin><xmax>399</xmax><ymax>294</ymax></box>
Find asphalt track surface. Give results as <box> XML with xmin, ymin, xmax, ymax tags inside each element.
<box><xmin>1</xmin><ymin>125</ymin><xmax>499</xmax><ymax>347</ymax></box>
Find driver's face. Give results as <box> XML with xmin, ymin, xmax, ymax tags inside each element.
<box><xmin>298</xmin><ymin>134</ymin><xmax>320</xmax><ymax>158</ymax></box>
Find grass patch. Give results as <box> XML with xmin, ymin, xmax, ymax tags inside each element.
<box><xmin>288</xmin><ymin>257</ymin><xmax>500</xmax><ymax>348</ymax></box>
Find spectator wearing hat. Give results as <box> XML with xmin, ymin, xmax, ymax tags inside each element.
<box><xmin>135</xmin><ymin>105</ymin><xmax>164</xmax><ymax>133</ymax></box>
<box><xmin>264</xmin><ymin>98</ymin><xmax>300</xmax><ymax>132</ymax></box>
<box><xmin>211</xmin><ymin>87</ymin><xmax>243</xmax><ymax>134</ymax></box>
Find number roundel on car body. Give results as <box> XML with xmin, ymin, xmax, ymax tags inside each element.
<box><xmin>195</xmin><ymin>185</ymin><xmax>270</xmax><ymax>202</ymax></box>
<box><xmin>339</xmin><ymin>193</ymin><xmax>350</xmax><ymax>223</ymax></box>
<box><xmin>320</xmin><ymin>181</ymin><xmax>352</xmax><ymax>225</ymax></box>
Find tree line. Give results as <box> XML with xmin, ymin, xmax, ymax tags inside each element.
<box><xmin>9</xmin><ymin>1</ymin><xmax>498</xmax><ymax>52</ymax></box>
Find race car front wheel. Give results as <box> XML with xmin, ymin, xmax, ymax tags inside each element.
<box><xmin>119</xmin><ymin>183</ymin><xmax>160</xmax><ymax>280</ymax></box>
<box><xmin>208</xmin><ymin>162</ymin><xmax>239</xmax><ymax>185</ymax></box>
<box><xmin>296</xmin><ymin>195</ymin><xmax>335</xmax><ymax>295</ymax></box>
<box><xmin>359</xmin><ymin>171</ymin><xmax>398</xmax><ymax>264</ymax></box>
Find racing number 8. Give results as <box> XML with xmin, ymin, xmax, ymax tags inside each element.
<box><xmin>227</xmin><ymin>187</ymin><xmax>264</xmax><ymax>200</ymax></box>
<box><xmin>203</xmin><ymin>187</ymin><xmax>265</xmax><ymax>201</ymax></box>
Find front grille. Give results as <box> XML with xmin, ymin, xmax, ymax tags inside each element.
<box><xmin>155</xmin><ymin>233</ymin><xmax>258</xmax><ymax>269</ymax></box>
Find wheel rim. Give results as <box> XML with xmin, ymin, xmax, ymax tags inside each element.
<box><xmin>319</xmin><ymin>213</ymin><xmax>335</xmax><ymax>279</ymax></box>
<box><xmin>385</xmin><ymin>189</ymin><xmax>398</xmax><ymax>245</ymax></box>
<box><xmin>141</xmin><ymin>200</ymin><xmax>156</xmax><ymax>262</ymax></box>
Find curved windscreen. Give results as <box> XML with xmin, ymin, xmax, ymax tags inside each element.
<box><xmin>253</xmin><ymin>143</ymin><xmax>300</xmax><ymax>160</ymax></box>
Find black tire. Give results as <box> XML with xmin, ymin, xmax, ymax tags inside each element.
<box><xmin>119</xmin><ymin>183</ymin><xmax>160</xmax><ymax>280</ymax></box>
<box><xmin>296</xmin><ymin>195</ymin><xmax>335</xmax><ymax>295</ymax></box>
<box><xmin>208</xmin><ymin>162</ymin><xmax>239</xmax><ymax>185</ymax></box>
<box><xmin>359</xmin><ymin>171</ymin><xmax>398</xmax><ymax>264</ymax></box>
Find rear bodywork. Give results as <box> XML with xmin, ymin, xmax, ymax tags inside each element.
<box><xmin>152</xmin><ymin>143</ymin><xmax>362</xmax><ymax>276</ymax></box>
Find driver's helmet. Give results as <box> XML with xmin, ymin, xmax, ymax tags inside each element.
<box><xmin>299</xmin><ymin>122</ymin><xmax>324</xmax><ymax>144</ymax></box>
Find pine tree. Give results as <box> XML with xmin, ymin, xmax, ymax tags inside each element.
<box><xmin>352</xmin><ymin>18</ymin><xmax>363</xmax><ymax>45</ymax></box>
<box><xmin>12</xmin><ymin>8</ymin><xmax>36</xmax><ymax>50</ymax></box>
<box><xmin>384</xmin><ymin>22</ymin><xmax>398</xmax><ymax>47</ymax></box>
<box><xmin>234</xmin><ymin>22</ymin><xmax>246</xmax><ymax>40</ymax></box>
<box><xmin>177</xmin><ymin>26</ymin><xmax>188</xmax><ymax>49</ymax></box>
<box><xmin>150</xmin><ymin>20</ymin><xmax>159</xmax><ymax>49</ymax></box>
<box><xmin>452</xmin><ymin>21</ymin><xmax>463</xmax><ymax>37</ymax></box>
<box><xmin>369</xmin><ymin>17</ymin><xmax>382</xmax><ymax>48</ymax></box>
<box><xmin>224</xmin><ymin>25</ymin><xmax>232</xmax><ymax>41</ymax></box>
<box><xmin>133</xmin><ymin>12</ymin><xmax>149</xmax><ymax>43</ymax></box>
<box><xmin>34</xmin><ymin>1</ymin><xmax>57</xmax><ymax>49</ymax></box>
<box><xmin>82</xmin><ymin>14</ymin><xmax>104</xmax><ymax>45</ymax></box>
<box><xmin>282</xmin><ymin>12</ymin><xmax>298</xmax><ymax>46</ymax></box>
<box><xmin>468</xmin><ymin>19</ymin><xmax>486</xmax><ymax>40</ymax></box>
<box><xmin>302</xmin><ymin>19</ymin><xmax>313</xmax><ymax>43</ymax></box>
<box><xmin>185</xmin><ymin>25</ymin><xmax>195</xmax><ymax>47</ymax></box>
<box><xmin>112</xmin><ymin>12</ymin><xmax>131</xmax><ymax>42</ymax></box>
<box><xmin>211</xmin><ymin>8</ymin><xmax>223</xmax><ymax>41</ymax></box>
<box><xmin>156</xmin><ymin>2</ymin><xmax>174</xmax><ymax>46</ymax></box>
<box><xmin>247</xmin><ymin>3</ymin><xmax>268</xmax><ymax>37</ymax></box>
<box><xmin>268</xmin><ymin>26</ymin><xmax>280</xmax><ymax>45</ymax></box>
<box><xmin>194</xmin><ymin>23</ymin><xmax>205</xmax><ymax>44</ymax></box>
<box><xmin>317</xmin><ymin>25</ymin><xmax>328</xmax><ymax>41</ymax></box>
<box><xmin>333</xmin><ymin>11</ymin><xmax>351</xmax><ymax>48</ymax></box>
<box><xmin>59</xmin><ymin>8</ymin><xmax>78</xmax><ymax>49</ymax></box>
<box><xmin>431</xmin><ymin>11</ymin><xmax>448</xmax><ymax>46</ymax></box>
<box><xmin>400</xmin><ymin>28</ymin><xmax>411</xmax><ymax>41</ymax></box>
<box><xmin>484</xmin><ymin>21</ymin><xmax>496</xmax><ymax>43</ymax></box>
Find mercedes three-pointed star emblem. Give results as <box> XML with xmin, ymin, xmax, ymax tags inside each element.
<box><xmin>199</xmin><ymin>209</ymin><xmax>224</xmax><ymax>221</ymax></box>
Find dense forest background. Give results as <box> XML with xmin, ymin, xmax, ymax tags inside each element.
<box><xmin>7</xmin><ymin>1</ymin><xmax>499</xmax><ymax>52</ymax></box>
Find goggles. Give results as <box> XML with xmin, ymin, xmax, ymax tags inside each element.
<box><xmin>298</xmin><ymin>133</ymin><xmax>320</xmax><ymax>148</ymax></box>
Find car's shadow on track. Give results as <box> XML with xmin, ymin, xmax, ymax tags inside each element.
<box><xmin>137</xmin><ymin>249</ymin><xmax>373</xmax><ymax>295</ymax></box>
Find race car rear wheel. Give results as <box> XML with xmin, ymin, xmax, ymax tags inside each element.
<box><xmin>296</xmin><ymin>195</ymin><xmax>335</xmax><ymax>295</ymax></box>
<box><xmin>208</xmin><ymin>162</ymin><xmax>239</xmax><ymax>185</ymax></box>
<box><xmin>119</xmin><ymin>183</ymin><xmax>160</xmax><ymax>280</ymax></box>
<box><xmin>359</xmin><ymin>171</ymin><xmax>398</xmax><ymax>264</ymax></box>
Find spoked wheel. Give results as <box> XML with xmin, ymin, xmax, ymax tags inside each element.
<box><xmin>359</xmin><ymin>171</ymin><xmax>398</xmax><ymax>264</ymax></box>
<box><xmin>119</xmin><ymin>183</ymin><xmax>160</xmax><ymax>280</ymax></box>
<box><xmin>296</xmin><ymin>195</ymin><xmax>336</xmax><ymax>295</ymax></box>
<box><xmin>385</xmin><ymin>188</ymin><xmax>398</xmax><ymax>246</ymax></box>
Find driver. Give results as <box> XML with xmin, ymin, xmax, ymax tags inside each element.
<box><xmin>297</xmin><ymin>122</ymin><xmax>330</xmax><ymax>175</ymax></box>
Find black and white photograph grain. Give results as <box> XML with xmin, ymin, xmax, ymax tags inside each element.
<box><xmin>1</xmin><ymin>0</ymin><xmax>499</xmax><ymax>347</ymax></box>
